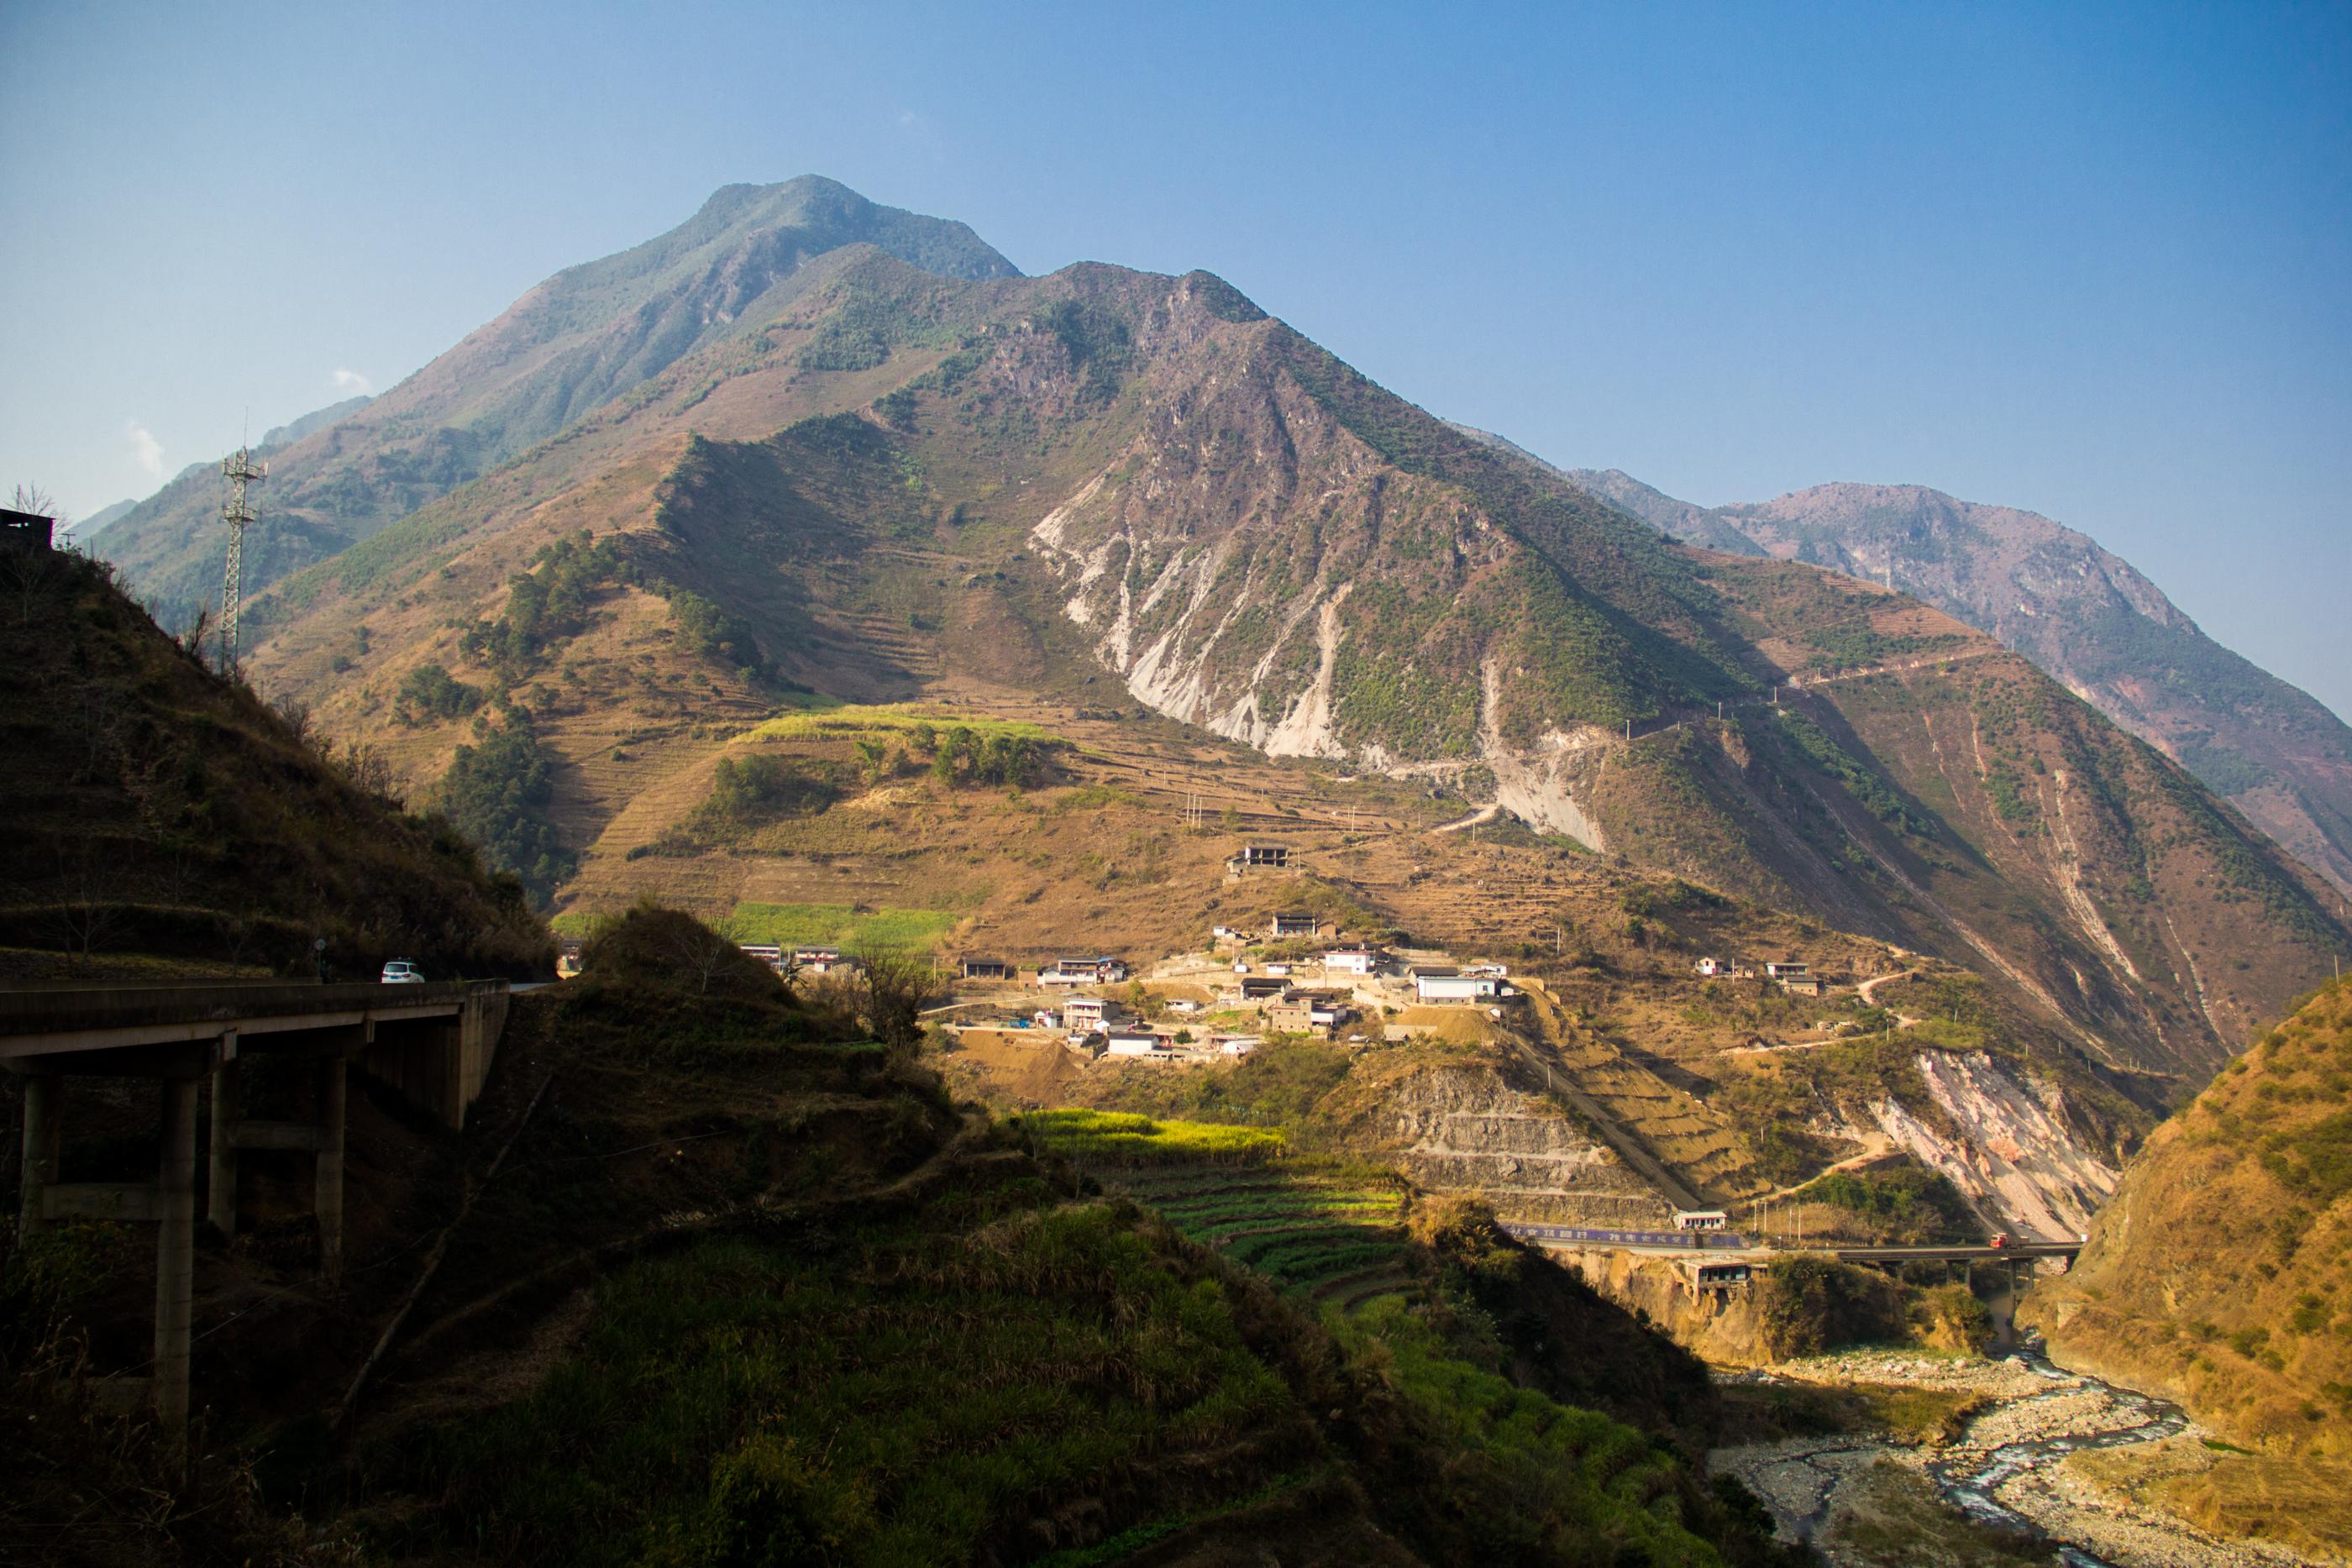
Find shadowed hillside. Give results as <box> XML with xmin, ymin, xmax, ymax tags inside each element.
<box><xmin>0</xmin><ymin>906</ymin><xmax>1801</xmax><ymax>1567</ymax></box>
<box><xmin>0</xmin><ymin>543</ymin><xmax>549</xmax><ymax>980</ymax></box>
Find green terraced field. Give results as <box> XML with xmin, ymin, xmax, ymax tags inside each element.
<box><xmin>1074</xmin><ymin>1151</ymin><xmax>1417</xmax><ymax>1311</ymax></box>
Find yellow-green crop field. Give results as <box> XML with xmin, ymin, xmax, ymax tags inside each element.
<box><xmin>1021</xmin><ymin>1111</ymin><xmax>1414</xmax><ymax>1309</ymax></box>
<box><xmin>733</xmin><ymin>703</ymin><xmax>1062</xmax><ymax>747</ymax></box>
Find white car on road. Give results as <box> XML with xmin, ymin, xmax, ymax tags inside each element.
<box><xmin>380</xmin><ymin>959</ymin><xmax>425</xmax><ymax>984</ymax></box>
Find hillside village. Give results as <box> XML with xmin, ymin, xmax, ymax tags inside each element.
<box><xmin>711</xmin><ymin>838</ymin><xmax>1859</xmax><ymax>1070</ymax></box>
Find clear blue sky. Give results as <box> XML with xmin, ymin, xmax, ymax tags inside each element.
<box><xmin>5</xmin><ymin>1</ymin><xmax>2347</xmax><ymax>716</ymax></box>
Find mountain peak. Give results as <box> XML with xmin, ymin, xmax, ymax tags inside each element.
<box><xmin>674</xmin><ymin>175</ymin><xmax>1021</xmax><ymax>282</ymax></box>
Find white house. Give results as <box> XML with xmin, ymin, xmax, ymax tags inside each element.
<box><xmin>1210</xmin><ymin>1033</ymin><xmax>1263</xmax><ymax>1057</ymax></box>
<box><xmin>1693</xmin><ymin>957</ymin><xmax>1726</xmax><ymax>978</ymax></box>
<box><xmin>794</xmin><ymin>947</ymin><xmax>854</xmax><ymax>976</ymax></box>
<box><xmin>1041</xmin><ymin>956</ymin><xmax>1129</xmax><ymax>987</ymax></box>
<box><xmin>1762</xmin><ymin>961</ymin><xmax>1809</xmax><ymax>980</ymax></box>
<box><xmin>1322</xmin><ymin>948</ymin><xmax>1381</xmax><ymax>975</ymax></box>
<box><xmin>1414</xmin><ymin>967</ymin><xmax>1501</xmax><ymax>1004</ymax></box>
<box><xmin>1062</xmin><ymin>996</ymin><xmax>1112</xmax><ymax>1033</ymax></box>
<box><xmin>1104</xmin><ymin>1030</ymin><xmax>1175</xmax><ymax>1057</ymax></box>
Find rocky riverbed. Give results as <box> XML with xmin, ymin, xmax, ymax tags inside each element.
<box><xmin>1709</xmin><ymin>1348</ymin><xmax>2335</xmax><ymax>1568</ymax></box>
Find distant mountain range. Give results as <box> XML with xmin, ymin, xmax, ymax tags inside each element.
<box><xmin>70</xmin><ymin>497</ymin><xmax>139</xmax><ymax>541</ymax></box>
<box><xmin>1561</xmin><ymin>468</ymin><xmax>2352</xmax><ymax>897</ymax></box>
<box><xmin>179</xmin><ymin>176</ymin><xmax>2349</xmax><ymax>1090</ymax></box>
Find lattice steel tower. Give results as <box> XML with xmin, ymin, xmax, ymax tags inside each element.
<box><xmin>218</xmin><ymin>447</ymin><xmax>265</xmax><ymax>664</ymax></box>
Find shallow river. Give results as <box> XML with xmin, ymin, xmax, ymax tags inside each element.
<box><xmin>1926</xmin><ymin>1348</ymin><xmax>2191</xmax><ymax>1567</ymax></box>
<box><xmin>1710</xmin><ymin>1344</ymin><xmax>2307</xmax><ymax>1568</ymax></box>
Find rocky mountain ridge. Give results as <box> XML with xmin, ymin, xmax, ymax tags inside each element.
<box><xmin>1571</xmin><ymin>466</ymin><xmax>2352</xmax><ymax>899</ymax></box>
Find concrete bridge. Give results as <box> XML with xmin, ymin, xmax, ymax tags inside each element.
<box><xmin>3</xmin><ymin>979</ymin><xmax>512</xmax><ymax>1451</ymax></box>
<box><xmin>1500</xmin><ymin>1221</ymin><xmax>2081</xmax><ymax>1268</ymax></box>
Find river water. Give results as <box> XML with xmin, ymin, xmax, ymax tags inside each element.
<box><xmin>1925</xmin><ymin>1346</ymin><xmax>2191</xmax><ymax>1568</ymax></box>
<box><xmin>1708</xmin><ymin>1344</ymin><xmax>2306</xmax><ymax>1568</ymax></box>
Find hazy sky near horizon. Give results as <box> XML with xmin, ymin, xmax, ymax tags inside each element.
<box><xmin>4</xmin><ymin>1</ymin><xmax>2348</xmax><ymax>717</ymax></box>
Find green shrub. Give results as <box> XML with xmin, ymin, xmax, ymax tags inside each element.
<box><xmin>1757</xmin><ymin>1256</ymin><xmax>1907</xmax><ymax>1357</ymax></box>
<box><xmin>396</xmin><ymin>661</ymin><xmax>483</xmax><ymax>723</ymax></box>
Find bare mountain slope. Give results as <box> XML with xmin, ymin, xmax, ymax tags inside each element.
<box><xmin>1573</xmin><ymin>469</ymin><xmax>2352</xmax><ymax>898</ymax></box>
<box><xmin>238</xmin><ymin>187</ymin><xmax>2347</xmax><ymax>1086</ymax></box>
<box><xmin>97</xmin><ymin>176</ymin><xmax>1016</xmax><ymax>625</ymax></box>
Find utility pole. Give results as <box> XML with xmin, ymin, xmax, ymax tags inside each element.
<box><xmin>218</xmin><ymin>447</ymin><xmax>265</xmax><ymax>668</ymax></box>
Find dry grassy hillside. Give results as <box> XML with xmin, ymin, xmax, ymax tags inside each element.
<box><xmin>2024</xmin><ymin>976</ymin><xmax>2352</xmax><ymax>1455</ymax></box>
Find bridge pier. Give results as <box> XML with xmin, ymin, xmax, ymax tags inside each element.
<box><xmin>205</xmin><ymin>1025</ymin><xmax>362</xmax><ymax>1281</ymax></box>
<box><xmin>155</xmin><ymin>1076</ymin><xmax>197</xmax><ymax>1455</ymax></box>
<box><xmin>17</xmin><ymin>1070</ymin><xmax>60</xmax><ymax>1235</ymax></box>
<box><xmin>206</xmin><ymin>1037</ymin><xmax>239</xmax><ymax>1236</ymax></box>
<box><xmin>316</xmin><ymin>1054</ymin><xmax>346</xmax><ymax>1280</ymax></box>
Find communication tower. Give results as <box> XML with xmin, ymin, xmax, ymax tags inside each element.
<box><xmin>218</xmin><ymin>448</ymin><xmax>265</xmax><ymax>664</ymax></box>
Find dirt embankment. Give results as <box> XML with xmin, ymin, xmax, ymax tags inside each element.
<box><xmin>1551</xmin><ymin>1245</ymin><xmax>1771</xmax><ymax>1364</ymax></box>
<box><xmin>1383</xmin><ymin>1062</ymin><xmax>1669</xmax><ymax>1226</ymax></box>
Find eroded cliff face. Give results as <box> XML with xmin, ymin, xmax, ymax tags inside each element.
<box><xmin>1549</xmin><ymin>1246</ymin><xmax>1770</xmax><ymax>1365</ymax></box>
<box><xmin>1381</xmin><ymin>1063</ymin><xmax>1668</xmax><ymax>1225</ymax></box>
<box><xmin>1869</xmin><ymin>1051</ymin><xmax>2118</xmax><ymax>1240</ymax></box>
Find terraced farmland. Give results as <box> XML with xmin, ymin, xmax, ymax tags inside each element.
<box><xmin>1016</xmin><ymin>1113</ymin><xmax>1419</xmax><ymax>1314</ymax></box>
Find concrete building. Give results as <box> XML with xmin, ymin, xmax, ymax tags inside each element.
<box><xmin>1061</xmin><ymin>996</ymin><xmax>1112</xmax><ymax>1033</ymax></box>
<box><xmin>1</xmin><ymin>507</ymin><xmax>55</xmax><ymax>551</ymax></box>
<box><xmin>1414</xmin><ymin>967</ymin><xmax>1502</xmax><ymax>1004</ymax></box>
<box><xmin>1040</xmin><ymin>956</ymin><xmax>1127</xmax><ymax>987</ymax></box>
<box><xmin>1322</xmin><ymin>947</ymin><xmax>1382</xmax><ymax>975</ymax></box>
<box><xmin>958</xmin><ymin>957</ymin><xmax>1013</xmax><ymax>981</ymax></box>
<box><xmin>1268</xmin><ymin>911</ymin><xmax>1319</xmax><ymax>939</ymax></box>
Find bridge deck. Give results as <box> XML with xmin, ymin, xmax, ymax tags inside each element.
<box><xmin>0</xmin><ymin>981</ymin><xmax>488</xmax><ymax>1058</ymax></box>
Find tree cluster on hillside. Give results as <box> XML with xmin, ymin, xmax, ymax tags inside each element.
<box><xmin>436</xmin><ymin>718</ymin><xmax>575</xmax><ymax>907</ymax></box>
<box><xmin>395</xmin><ymin>661</ymin><xmax>483</xmax><ymax>724</ymax></box>
<box><xmin>460</xmin><ymin>531</ymin><xmax>635</xmax><ymax>676</ymax></box>
<box><xmin>917</xmin><ymin>721</ymin><xmax>1036</xmax><ymax>789</ymax></box>
<box><xmin>693</xmin><ymin>754</ymin><xmax>840</xmax><ymax>838</ymax></box>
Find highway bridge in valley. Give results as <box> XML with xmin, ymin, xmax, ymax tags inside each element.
<box><xmin>1499</xmin><ymin>1220</ymin><xmax>2082</xmax><ymax>1267</ymax></box>
<box><xmin>3</xmin><ymin>979</ymin><xmax>514</xmax><ymax>1454</ymax></box>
